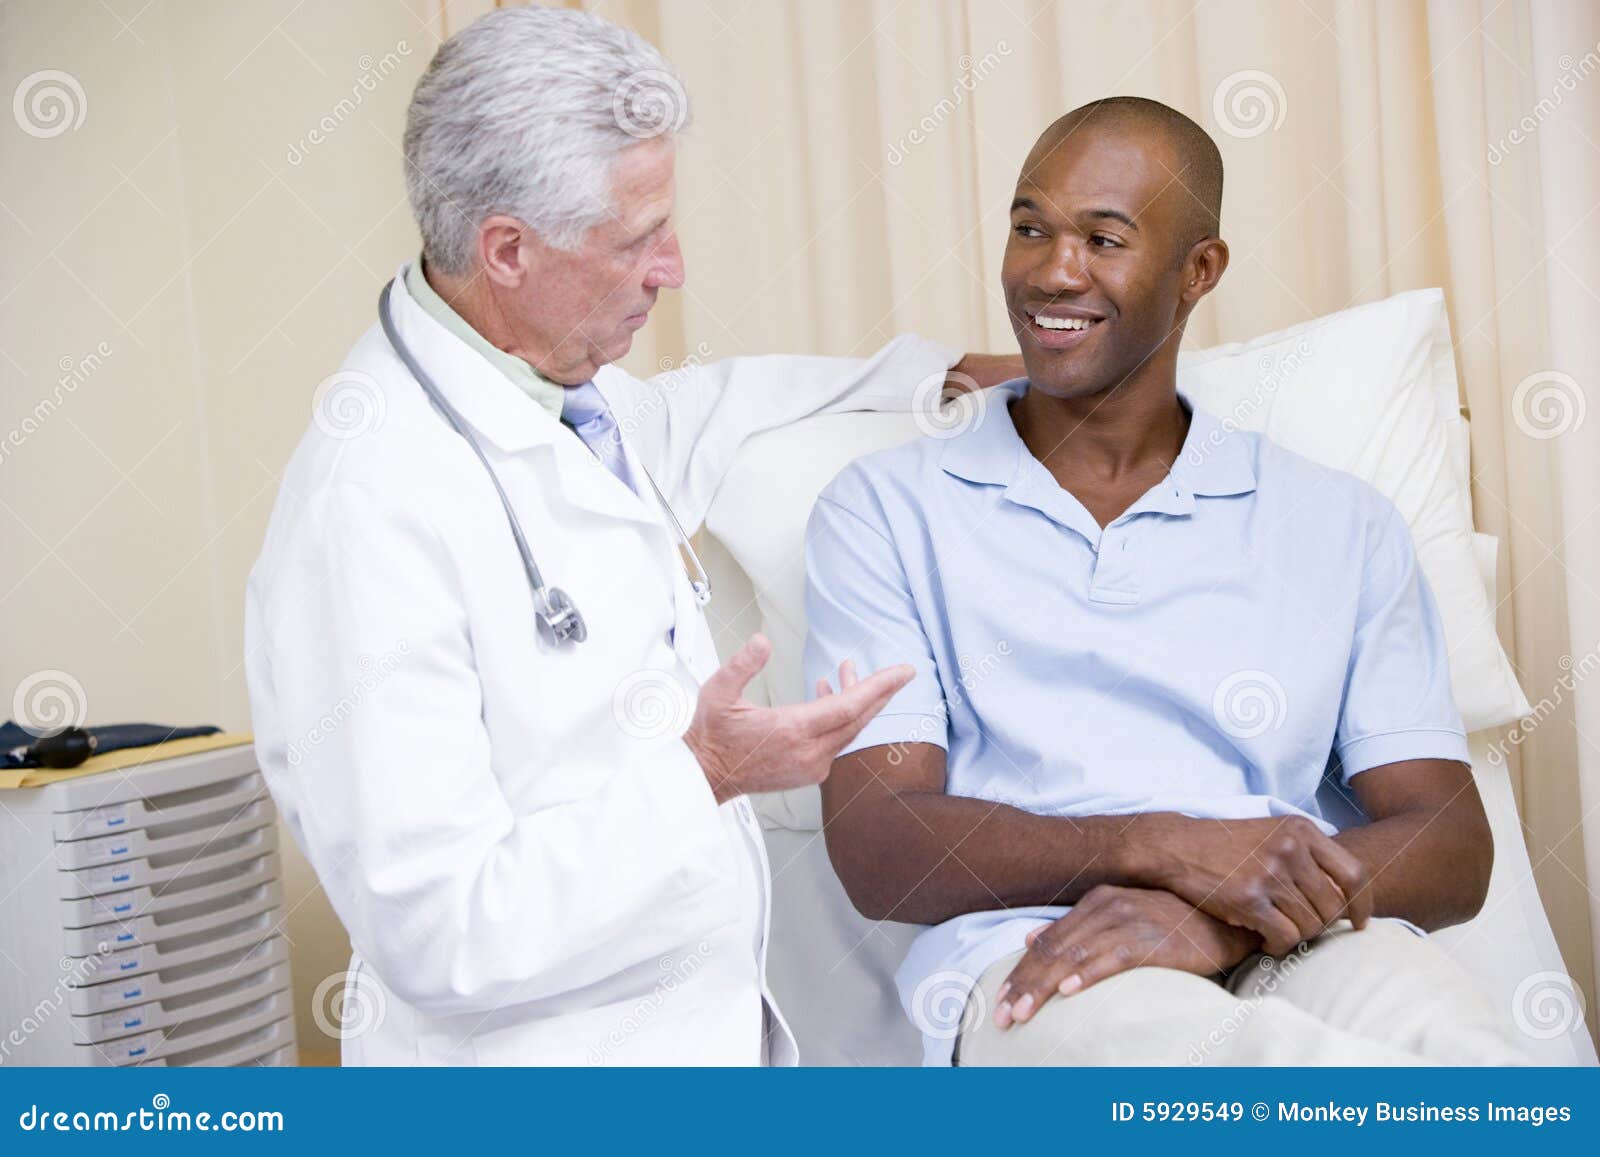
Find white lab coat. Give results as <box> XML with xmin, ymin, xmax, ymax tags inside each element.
<box><xmin>243</xmin><ymin>268</ymin><xmax>957</xmax><ymax>1065</ymax></box>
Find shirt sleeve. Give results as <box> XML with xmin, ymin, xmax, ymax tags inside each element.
<box><xmin>802</xmin><ymin>480</ymin><xmax>949</xmax><ymax>755</ymax></box>
<box><xmin>1334</xmin><ymin>496</ymin><xmax>1471</xmax><ymax>781</ymax></box>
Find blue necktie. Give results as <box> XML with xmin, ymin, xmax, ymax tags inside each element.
<box><xmin>565</xmin><ymin>381</ymin><xmax>680</xmax><ymax>644</ymax></box>
<box><xmin>561</xmin><ymin>381</ymin><xmax>637</xmax><ymax>497</ymax></box>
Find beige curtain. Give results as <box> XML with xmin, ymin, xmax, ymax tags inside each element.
<box><xmin>515</xmin><ymin>0</ymin><xmax>1600</xmax><ymax>1032</ymax></box>
<box><xmin>5</xmin><ymin>0</ymin><xmax>1587</xmax><ymax>1054</ymax></box>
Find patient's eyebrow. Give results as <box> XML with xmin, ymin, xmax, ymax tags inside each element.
<box><xmin>1009</xmin><ymin>197</ymin><xmax>1139</xmax><ymax>232</ymax></box>
<box><xmin>1084</xmin><ymin>207</ymin><xmax>1139</xmax><ymax>231</ymax></box>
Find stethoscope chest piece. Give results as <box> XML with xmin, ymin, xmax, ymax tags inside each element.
<box><xmin>535</xmin><ymin>586</ymin><xmax>587</xmax><ymax>646</ymax></box>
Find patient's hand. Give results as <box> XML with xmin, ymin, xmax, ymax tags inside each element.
<box><xmin>993</xmin><ymin>885</ymin><xmax>1256</xmax><ymax>1029</ymax></box>
<box><xmin>1132</xmin><ymin>813</ymin><xmax>1373</xmax><ymax>956</ymax></box>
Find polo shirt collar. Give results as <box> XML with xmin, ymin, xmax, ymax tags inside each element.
<box><xmin>937</xmin><ymin>377</ymin><xmax>1028</xmax><ymax>488</ymax></box>
<box><xmin>939</xmin><ymin>378</ymin><xmax>1257</xmax><ymax>523</ymax></box>
<box><xmin>1171</xmin><ymin>404</ymin><xmax>1258</xmax><ymax>499</ymax></box>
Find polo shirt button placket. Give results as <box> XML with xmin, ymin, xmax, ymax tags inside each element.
<box><xmin>1088</xmin><ymin>521</ymin><xmax>1141</xmax><ymax>605</ymax></box>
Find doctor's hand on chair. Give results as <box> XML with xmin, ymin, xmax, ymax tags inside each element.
<box><xmin>685</xmin><ymin>635</ymin><xmax>912</xmax><ymax>804</ymax></box>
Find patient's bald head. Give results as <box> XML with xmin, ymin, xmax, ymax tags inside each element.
<box><xmin>1003</xmin><ymin>97</ymin><xmax>1230</xmax><ymax>400</ymax></box>
<box><xmin>1034</xmin><ymin>97</ymin><xmax>1224</xmax><ymax>258</ymax></box>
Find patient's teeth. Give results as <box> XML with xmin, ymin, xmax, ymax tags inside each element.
<box><xmin>1033</xmin><ymin>315</ymin><xmax>1097</xmax><ymax>330</ymax></box>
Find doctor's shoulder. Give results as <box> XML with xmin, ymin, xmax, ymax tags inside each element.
<box><xmin>262</xmin><ymin>343</ymin><xmax>490</xmax><ymax>555</ymax></box>
<box><xmin>295</xmin><ymin>330</ymin><xmax>488</xmax><ymax>495</ymax></box>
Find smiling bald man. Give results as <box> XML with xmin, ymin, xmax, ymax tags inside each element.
<box><xmin>802</xmin><ymin>98</ymin><xmax>1527</xmax><ymax>1067</ymax></box>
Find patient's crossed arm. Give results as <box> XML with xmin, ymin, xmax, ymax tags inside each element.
<box><xmin>821</xmin><ymin>742</ymin><xmax>1492</xmax><ymax>1025</ymax></box>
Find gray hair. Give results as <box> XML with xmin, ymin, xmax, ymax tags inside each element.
<box><xmin>403</xmin><ymin>6</ymin><xmax>689</xmax><ymax>274</ymax></box>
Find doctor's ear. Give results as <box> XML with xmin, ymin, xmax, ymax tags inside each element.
<box><xmin>476</xmin><ymin>215</ymin><xmax>534</xmax><ymax>288</ymax></box>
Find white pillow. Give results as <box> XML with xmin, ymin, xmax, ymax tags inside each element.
<box><xmin>702</xmin><ymin>289</ymin><xmax>1530</xmax><ymax>830</ymax></box>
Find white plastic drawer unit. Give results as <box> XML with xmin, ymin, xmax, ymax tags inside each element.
<box><xmin>0</xmin><ymin>745</ymin><xmax>298</xmax><ymax>1066</ymax></box>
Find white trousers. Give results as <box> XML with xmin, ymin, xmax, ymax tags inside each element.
<box><xmin>956</xmin><ymin>920</ymin><xmax>1530</xmax><ymax>1066</ymax></box>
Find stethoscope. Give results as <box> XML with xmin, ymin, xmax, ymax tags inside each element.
<box><xmin>378</xmin><ymin>280</ymin><xmax>711</xmax><ymax>648</ymax></box>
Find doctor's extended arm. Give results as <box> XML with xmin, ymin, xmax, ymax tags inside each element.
<box><xmin>606</xmin><ymin>340</ymin><xmax>1021</xmax><ymax>531</ymax></box>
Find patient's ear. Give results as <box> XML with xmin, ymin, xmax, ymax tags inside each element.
<box><xmin>1179</xmin><ymin>236</ymin><xmax>1229</xmax><ymax>304</ymax></box>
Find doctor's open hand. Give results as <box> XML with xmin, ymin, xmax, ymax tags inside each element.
<box><xmin>686</xmin><ymin>635</ymin><xmax>913</xmax><ymax>803</ymax></box>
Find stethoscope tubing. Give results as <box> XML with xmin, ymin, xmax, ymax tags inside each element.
<box><xmin>378</xmin><ymin>279</ymin><xmax>710</xmax><ymax>648</ymax></box>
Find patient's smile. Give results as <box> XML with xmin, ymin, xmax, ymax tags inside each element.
<box><xmin>1026</xmin><ymin>307</ymin><xmax>1105</xmax><ymax>350</ymax></box>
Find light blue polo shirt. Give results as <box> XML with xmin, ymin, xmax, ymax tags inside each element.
<box><xmin>801</xmin><ymin>378</ymin><xmax>1469</xmax><ymax>1065</ymax></box>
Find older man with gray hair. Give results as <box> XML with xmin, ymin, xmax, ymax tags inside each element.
<box><xmin>245</xmin><ymin>5</ymin><xmax>1013</xmax><ymax>1066</ymax></box>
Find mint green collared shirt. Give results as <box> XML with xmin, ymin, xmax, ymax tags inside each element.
<box><xmin>404</xmin><ymin>259</ymin><xmax>566</xmax><ymax>423</ymax></box>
